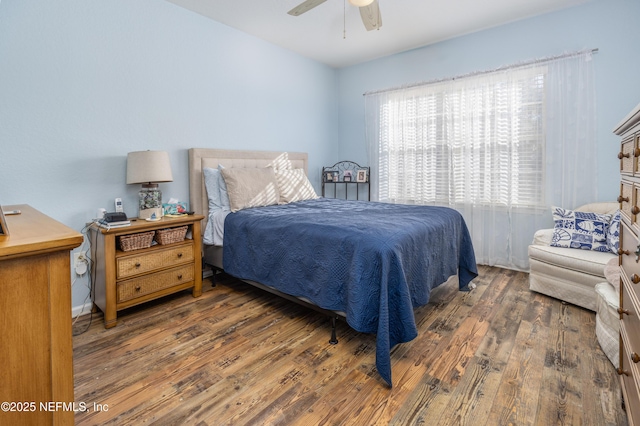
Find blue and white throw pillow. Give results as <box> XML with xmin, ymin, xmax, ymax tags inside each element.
<box><xmin>606</xmin><ymin>210</ymin><xmax>621</xmax><ymax>254</ymax></box>
<box><xmin>550</xmin><ymin>206</ymin><xmax>611</xmax><ymax>252</ymax></box>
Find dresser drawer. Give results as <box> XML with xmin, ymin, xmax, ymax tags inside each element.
<box><xmin>117</xmin><ymin>244</ymin><xmax>194</xmax><ymax>279</ymax></box>
<box><xmin>621</xmin><ymin>222</ymin><xmax>640</xmax><ymax>276</ymax></box>
<box><xmin>622</xmin><ymin>279</ymin><xmax>640</xmax><ymax>356</ymax></box>
<box><xmin>621</xmin><ymin>137</ymin><xmax>637</xmax><ymax>176</ymax></box>
<box><xmin>117</xmin><ymin>264</ymin><xmax>195</xmax><ymax>302</ymax></box>
<box><xmin>621</xmin><ymin>327</ymin><xmax>640</xmax><ymax>425</ymax></box>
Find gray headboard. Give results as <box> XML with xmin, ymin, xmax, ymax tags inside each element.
<box><xmin>188</xmin><ymin>148</ymin><xmax>309</xmax><ymax>233</ymax></box>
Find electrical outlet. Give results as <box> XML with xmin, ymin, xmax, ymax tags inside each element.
<box><xmin>73</xmin><ymin>251</ymin><xmax>86</xmax><ymax>266</ymax></box>
<box><xmin>73</xmin><ymin>251</ymin><xmax>88</xmax><ymax>275</ymax></box>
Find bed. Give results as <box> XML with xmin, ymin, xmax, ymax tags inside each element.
<box><xmin>188</xmin><ymin>148</ymin><xmax>478</xmax><ymax>386</ymax></box>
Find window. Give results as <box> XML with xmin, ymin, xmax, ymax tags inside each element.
<box><xmin>365</xmin><ymin>51</ymin><xmax>596</xmax><ymax>270</ymax></box>
<box><xmin>377</xmin><ymin>66</ymin><xmax>546</xmax><ymax>209</ymax></box>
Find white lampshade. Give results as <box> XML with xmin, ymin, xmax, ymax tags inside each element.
<box><xmin>126</xmin><ymin>150</ymin><xmax>173</xmax><ymax>184</ymax></box>
<box><xmin>348</xmin><ymin>0</ymin><xmax>374</xmax><ymax>6</ymax></box>
<box><xmin>127</xmin><ymin>150</ymin><xmax>173</xmax><ymax>219</ymax></box>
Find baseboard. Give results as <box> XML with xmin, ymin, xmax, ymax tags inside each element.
<box><xmin>72</xmin><ymin>301</ymin><xmax>94</xmax><ymax>318</ymax></box>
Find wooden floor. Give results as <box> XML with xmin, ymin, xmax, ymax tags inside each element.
<box><xmin>73</xmin><ymin>265</ymin><xmax>627</xmax><ymax>425</ymax></box>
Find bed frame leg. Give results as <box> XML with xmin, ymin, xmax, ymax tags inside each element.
<box><xmin>204</xmin><ymin>260</ymin><xmax>219</xmax><ymax>288</ymax></box>
<box><xmin>329</xmin><ymin>316</ymin><xmax>338</xmax><ymax>345</ymax></box>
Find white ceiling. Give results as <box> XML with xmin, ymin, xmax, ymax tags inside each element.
<box><xmin>165</xmin><ymin>0</ymin><xmax>592</xmax><ymax>68</ymax></box>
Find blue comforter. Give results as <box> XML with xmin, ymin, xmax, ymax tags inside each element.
<box><xmin>222</xmin><ymin>198</ymin><xmax>477</xmax><ymax>386</ymax></box>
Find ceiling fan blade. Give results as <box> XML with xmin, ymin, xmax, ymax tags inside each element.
<box><xmin>287</xmin><ymin>0</ymin><xmax>328</xmax><ymax>16</ymax></box>
<box><xmin>359</xmin><ymin>0</ymin><xmax>382</xmax><ymax>31</ymax></box>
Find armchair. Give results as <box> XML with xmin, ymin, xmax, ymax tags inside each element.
<box><xmin>527</xmin><ymin>202</ymin><xmax>618</xmax><ymax>311</ymax></box>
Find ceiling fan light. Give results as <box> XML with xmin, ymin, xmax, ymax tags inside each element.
<box><xmin>348</xmin><ymin>0</ymin><xmax>374</xmax><ymax>7</ymax></box>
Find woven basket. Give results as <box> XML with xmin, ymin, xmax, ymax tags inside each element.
<box><xmin>155</xmin><ymin>226</ymin><xmax>188</xmax><ymax>245</ymax></box>
<box><xmin>119</xmin><ymin>231</ymin><xmax>155</xmax><ymax>252</ymax></box>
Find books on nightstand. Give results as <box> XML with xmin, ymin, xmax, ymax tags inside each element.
<box><xmin>96</xmin><ymin>218</ymin><xmax>131</xmax><ymax>229</ymax></box>
<box><xmin>96</xmin><ymin>211</ymin><xmax>131</xmax><ymax>229</ymax></box>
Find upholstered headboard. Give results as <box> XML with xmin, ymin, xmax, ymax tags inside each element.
<box><xmin>188</xmin><ymin>148</ymin><xmax>309</xmax><ymax>233</ymax></box>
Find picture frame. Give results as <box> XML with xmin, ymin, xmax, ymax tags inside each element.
<box><xmin>332</xmin><ymin>171</ymin><xmax>339</xmax><ymax>182</ymax></box>
<box><xmin>324</xmin><ymin>171</ymin><xmax>335</xmax><ymax>182</ymax></box>
<box><xmin>0</xmin><ymin>206</ymin><xmax>10</xmax><ymax>239</ymax></box>
<box><xmin>343</xmin><ymin>170</ymin><xmax>353</xmax><ymax>182</ymax></box>
<box><xmin>356</xmin><ymin>169</ymin><xmax>368</xmax><ymax>183</ymax></box>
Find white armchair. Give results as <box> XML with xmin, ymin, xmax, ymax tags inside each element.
<box><xmin>527</xmin><ymin>202</ymin><xmax>618</xmax><ymax>311</ymax></box>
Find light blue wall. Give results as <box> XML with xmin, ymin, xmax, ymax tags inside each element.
<box><xmin>336</xmin><ymin>0</ymin><xmax>640</xmax><ymax>203</ymax></box>
<box><xmin>0</xmin><ymin>0</ymin><xmax>337</xmax><ymax>309</ymax></box>
<box><xmin>3</xmin><ymin>0</ymin><xmax>639</xmax><ymax>310</ymax></box>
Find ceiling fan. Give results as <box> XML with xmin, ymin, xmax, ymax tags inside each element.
<box><xmin>288</xmin><ymin>0</ymin><xmax>382</xmax><ymax>31</ymax></box>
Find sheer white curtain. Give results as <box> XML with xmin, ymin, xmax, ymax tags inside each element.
<box><xmin>365</xmin><ymin>51</ymin><xmax>596</xmax><ymax>271</ymax></box>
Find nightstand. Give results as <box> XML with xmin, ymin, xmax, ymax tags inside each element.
<box><xmin>89</xmin><ymin>214</ymin><xmax>204</xmax><ymax>328</ymax></box>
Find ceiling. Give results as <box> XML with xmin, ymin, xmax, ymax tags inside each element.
<box><xmin>165</xmin><ymin>0</ymin><xmax>592</xmax><ymax>68</ymax></box>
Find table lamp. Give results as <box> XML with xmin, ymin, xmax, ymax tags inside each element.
<box><xmin>126</xmin><ymin>150</ymin><xmax>173</xmax><ymax>219</ymax></box>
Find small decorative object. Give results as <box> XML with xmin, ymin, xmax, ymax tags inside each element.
<box><xmin>343</xmin><ymin>170</ymin><xmax>353</xmax><ymax>182</ymax></box>
<box><xmin>126</xmin><ymin>150</ymin><xmax>174</xmax><ymax>220</ymax></box>
<box><xmin>324</xmin><ymin>171</ymin><xmax>334</xmax><ymax>182</ymax></box>
<box><xmin>333</xmin><ymin>171</ymin><xmax>339</xmax><ymax>182</ymax></box>
<box><xmin>0</xmin><ymin>206</ymin><xmax>9</xmax><ymax>239</ymax></box>
<box><xmin>356</xmin><ymin>169</ymin><xmax>368</xmax><ymax>183</ymax></box>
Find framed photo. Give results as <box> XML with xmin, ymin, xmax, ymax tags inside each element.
<box><xmin>324</xmin><ymin>171</ymin><xmax>335</xmax><ymax>182</ymax></box>
<box><xmin>356</xmin><ymin>169</ymin><xmax>368</xmax><ymax>183</ymax></box>
<box><xmin>343</xmin><ymin>170</ymin><xmax>353</xmax><ymax>182</ymax></box>
<box><xmin>0</xmin><ymin>206</ymin><xmax>10</xmax><ymax>239</ymax></box>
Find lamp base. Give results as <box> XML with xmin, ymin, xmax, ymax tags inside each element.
<box><xmin>138</xmin><ymin>207</ymin><xmax>163</xmax><ymax>220</ymax></box>
<box><xmin>138</xmin><ymin>184</ymin><xmax>163</xmax><ymax>219</ymax></box>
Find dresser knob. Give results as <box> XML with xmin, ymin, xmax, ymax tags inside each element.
<box><xmin>633</xmin><ymin>206</ymin><xmax>640</xmax><ymax>215</ymax></box>
<box><xmin>619</xmin><ymin>152</ymin><xmax>630</xmax><ymax>159</ymax></box>
<box><xmin>135</xmin><ymin>262</ymin><xmax>141</xmax><ymax>268</ymax></box>
<box><xmin>135</xmin><ymin>286</ymin><xmax>141</xmax><ymax>292</ymax></box>
<box><xmin>619</xmin><ymin>307</ymin><xmax>630</xmax><ymax>316</ymax></box>
<box><xmin>632</xmin><ymin>352</ymin><xmax>640</xmax><ymax>364</ymax></box>
<box><xmin>618</xmin><ymin>195</ymin><xmax>629</xmax><ymax>203</ymax></box>
<box><xmin>631</xmin><ymin>274</ymin><xmax>640</xmax><ymax>284</ymax></box>
<box><xmin>618</xmin><ymin>367</ymin><xmax>630</xmax><ymax>376</ymax></box>
<box><xmin>618</xmin><ymin>248</ymin><xmax>630</xmax><ymax>255</ymax></box>
<box><xmin>177</xmin><ymin>253</ymin><xmax>183</xmax><ymax>258</ymax></box>
<box><xmin>177</xmin><ymin>274</ymin><xmax>183</xmax><ymax>280</ymax></box>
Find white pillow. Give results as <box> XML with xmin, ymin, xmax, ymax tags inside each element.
<box><xmin>275</xmin><ymin>169</ymin><xmax>318</xmax><ymax>204</ymax></box>
<box><xmin>220</xmin><ymin>167</ymin><xmax>280</xmax><ymax>212</ymax></box>
<box><xmin>267</xmin><ymin>152</ymin><xmax>293</xmax><ymax>171</ymax></box>
<box><xmin>203</xmin><ymin>167</ymin><xmax>223</xmax><ymax>212</ymax></box>
<box><xmin>217</xmin><ymin>164</ymin><xmax>231</xmax><ymax>211</ymax></box>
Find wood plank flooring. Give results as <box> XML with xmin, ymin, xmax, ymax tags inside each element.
<box><xmin>72</xmin><ymin>265</ymin><xmax>628</xmax><ymax>425</ymax></box>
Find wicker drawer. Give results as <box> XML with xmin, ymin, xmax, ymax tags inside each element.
<box><xmin>620</xmin><ymin>180</ymin><xmax>636</xmax><ymax>227</ymax></box>
<box><xmin>117</xmin><ymin>244</ymin><xmax>194</xmax><ymax>279</ymax></box>
<box><xmin>621</xmin><ymin>137</ymin><xmax>637</xmax><ymax>176</ymax></box>
<box><xmin>117</xmin><ymin>264</ymin><xmax>194</xmax><ymax>303</ymax></box>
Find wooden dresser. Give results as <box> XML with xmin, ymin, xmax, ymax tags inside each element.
<box><xmin>0</xmin><ymin>204</ymin><xmax>82</xmax><ymax>426</ymax></box>
<box><xmin>616</xmin><ymin>102</ymin><xmax>640</xmax><ymax>425</ymax></box>
<box><xmin>89</xmin><ymin>214</ymin><xmax>204</xmax><ymax>328</ymax></box>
